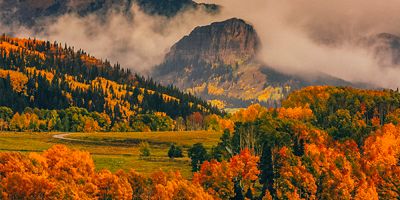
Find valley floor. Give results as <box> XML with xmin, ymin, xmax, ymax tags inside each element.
<box><xmin>0</xmin><ymin>131</ymin><xmax>221</xmax><ymax>178</ymax></box>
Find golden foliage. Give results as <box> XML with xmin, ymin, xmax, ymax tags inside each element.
<box><xmin>0</xmin><ymin>40</ymin><xmax>45</xmax><ymax>60</ymax></box>
<box><xmin>231</xmin><ymin>104</ymin><xmax>267</xmax><ymax>122</ymax></box>
<box><xmin>277</xmin><ymin>106</ymin><xmax>314</xmax><ymax>121</ymax></box>
<box><xmin>0</xmin><ymin>69</ymin><xmax>28</xmax><ymax>92</ymax></box>
<box><xmin>64</xmin><ymin>75</ymin><xmax>90</xmax><ymax>90</ymax></box>
<box><xmin>208</xmin><ymin>99</ymin><xmax>226</xmax><ymax>110</ymax></box>
<box><xmin>207</xmin><ymin>83</ymin><xmax>224</xmax><ymax>96</ymax></box>
<box><xmin>363</xmin><ymin>123</ymin><xmax>400</xmax><ymax>167</ymax></box>
<box><xmin>26</xmin><ymin>67</ymin><xmax>54</xmax><ymax>81</ymax></box>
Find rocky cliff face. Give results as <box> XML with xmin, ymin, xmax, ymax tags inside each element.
<box><xmin>165</xmin><ymin>18</ymin><xmax>260</xmax><ymax>67</ymax></box>
<box><xmin>152</xmin><ymin>18</ymin><xmax>355</xmax><ymax>108</ymax></box>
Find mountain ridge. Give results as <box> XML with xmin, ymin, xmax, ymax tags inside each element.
<box><xmin>153</xmin><ymin>18</ymin><xmax>357</xmax><ymax>108</ymax></box>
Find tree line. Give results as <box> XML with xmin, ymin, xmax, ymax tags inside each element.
<box><xmin>0</xmin><ymin>86</ymin><xmax>399</xmax><ymax>199</ymax></box>
<box><xmin>0</xmin><ymin>35</ymin><xmax>222</xmax><ymax>125</ymax></box>
<box><xmin>0</xmin><ymin>106</ymin><xmax>233</xmax><ymax>133</ymax></box>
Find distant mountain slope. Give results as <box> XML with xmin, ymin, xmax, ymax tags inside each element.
<box><xmin>0</xmin><ymin>0</ymin><xmax>219</xmax><ymax>26</ymax></box>
<box><xmin>152</xmin><ymin>18</ymin><xmax>355</xmax><ymax>108</ymax></box>
<box><xmin>360</xmin><ymin>33</ymin><xmax>400</xmax><ymax>67</ymax></box>
<box><xmin>0</xmin><ymin>35</ymin><xmax>221</xmax><ymax>120</ymax></box>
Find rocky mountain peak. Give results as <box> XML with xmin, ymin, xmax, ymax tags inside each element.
<box><xmin>153</xmin><ymin>18</ymin><xmax>354</xmax><ymax>108</ymax></box>
<box><xmin>165</xmin><ymin>18</ymin><xmax>260</xmax><ymax>67</ymax></box>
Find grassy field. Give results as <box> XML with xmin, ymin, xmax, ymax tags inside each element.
<box><xmin>0</xmin><ymin>131</ymin><xmax>221</xmax><ymax>178</ymax></box>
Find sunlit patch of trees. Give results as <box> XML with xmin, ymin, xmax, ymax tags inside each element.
<box><xmin>0</xmin><ymin>106</ymin><xmax>235</xmax><ymax>133</ymax></box>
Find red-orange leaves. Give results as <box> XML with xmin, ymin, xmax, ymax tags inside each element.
<box><xmin>193</xmin><ymin>149</ymin><xmax>260</xmax><ymax>199</ymax></box>
<box><xmin>193</xmin><ymin>160</ymin><xmax>234</xmax><ymax>199</ymax></box>
<box><xmin>274</xmin><ymin>147</ymin><xmax>317</xmax><ymax>200</ymax></box>
<box><xmin>229</xmin><ymin>149</ymin><xmax>260</xmax><ymax>189</ymax></box>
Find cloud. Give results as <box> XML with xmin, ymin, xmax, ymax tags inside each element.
<box><xmin>199</xmin><ymin>0</ymin><xmax>400</xmax><ymax>89</ymax></box>
<box><xmin>2</xmin><ymin>0</ymin><xmax>400</xmax><ymax>88</ymax></box>
<box><xmin>2</xmin><ymin>4</ymin><xmax>221</xmax><ymax>74</ymax></box>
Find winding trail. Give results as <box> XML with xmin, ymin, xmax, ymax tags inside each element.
<box><xmin>52</xmin><ymin>133</ymin><xmax>138</xmax><ymax>146</ymax></box>
<box><xmin>52</xmin><ymin>133</ymin><xmax>95</xmax><ymax>144</ymax></box>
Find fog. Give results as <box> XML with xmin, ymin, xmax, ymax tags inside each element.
<box><xmin>2</xmin><ymin>0</ymin><xmax>400</xmax><ymax>88</ymax></box>
<box><xmin>1</xmin><ymin>4</ymin><xmax>222</xmax><ymax>74</ymax></box>
<box><xmin>200</xmin><ymin>0</ymin><xmax>400</xmax><ymax>88</ymax></box>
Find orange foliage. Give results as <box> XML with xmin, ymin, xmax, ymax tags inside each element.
<box><xmin>92</xmin><ymin>77</ymin><xmax>127</xmax><ymax>98</ymax></box>
<box><xmin>277</xmin><ymin>106</ymin><xmax>314</xmax><ymax>121</ymax></box>
<box><xmin>0</xmin><ymin>40</ymin><xmax>46</xmax><ymax>60</ymax></box>
<box><xmin>274</xmin><ymin>147</ymin><xmax>317</xmax><ymax>200</ymax></box>
<box><xmin>229</xmin><ymin>149</ymin><xmax>260</xmax><ymax>190</ymax></box>
<box><xmin>0</xmin><ymin>145</ymin><xmax>98</xmax><ymax>199</ymax></box>
<box><xmin>80</xmin><ymin>54</ymin><xmax>103</xmax><ymax>66</ymax></box>
<box><xmin>9</xmin><ymin>112</ymin><xmax>46</xmax><ymax>131</ymax></box>
<box><xmin>82</xmin><ymin>116</ymin><xmax>101</xmax><ymax>132</ymax></box>
<box><xmin>64</xmin><ymin>75</ymin><xmax>90</xmax><ymax>90</ymax></box>
<box><xmin>204</xmin><ymin>114</ymin><xmax>234</xmax><ymax>133</ymax></box>
<box><xmin>363</xmin><ymin>123</ymin><xmax>400</xmax><ymax>167</ymax></box>
<box><xmin>282</xmin><ymin>86</ymin><xmax>331</xmax><ymax>108</ymax></box>
<box><xmin>304</xmin><ymin>142</ymin><xmax>363</xmax><ymax>199</ymax></box>
<box><xmin>154</xmin><ymin>177</ymin><xmax>214</xmax><ymax>200</ymax></box>
<box><xmin>193</xmin><ymin>149</ymin><xmax>260</xmax><ymax>199</ymax></box>
<box><xmin>218</xmin><ymin>118</ymin><xmax>235</xmax><ymax>133</ymax></box>
<box><xmin>94</xmin><ymin>170</ymin><xmax>132</xmax><ymax>200</ymax></box>
<box><xmin>0</xmin><ymin>145</ymin><xmax>219</xmax><ymax>199</ymax></box>
<box><xmin>0</xmin><ymin>69</ymin><xmax>28</xmax><ymax>92</ymax></box>
<box><xmin>232</xmin><ymin>104</ymin><xmax>267</xmax><ymax>122</ymax></box>
<box><xmin>354</xmin><ymin>180</ymin><xmax>379</xmax><ymax>200</ymax></box>
<box><xmin>193</xmin><ymin>160</ymin><xmax>235</xmax><ymax>199</ymax></box>
<box><xmin>26</xmin><ymin>67</ymin><xmax>54</xmax><ymax>81</ymax></box>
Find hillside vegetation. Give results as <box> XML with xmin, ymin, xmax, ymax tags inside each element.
<box><xmin>0</xmin><ymin>86</ymin><xmax>399</xmax><ymax>199</ymax></box>
<box><xmin>0</xmin><ymin>35</ymin><xmax>223</xmax><ymax>132</ymax></box>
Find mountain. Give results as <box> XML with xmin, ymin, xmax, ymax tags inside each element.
<box><xmin>0</xmin><ymin>35</ymin><xmax>221</xmax><ymax>121</ymax></box>
<box><xmin>0</xmin><ymin>0</ymin><xmax>219</xmax><ymax>26</ymax></box>
<box><xmin>152</xmin><ymin>18</ymin><xmax>354</xmax><ymax>108</ymax></box>
<box><xmin>360</xmin><ymin>33</ymin><xmax>400</xmax><ymax>67</ymax></box>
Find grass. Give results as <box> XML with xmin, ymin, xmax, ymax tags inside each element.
<box><xmin>67</xmin><ymin>131</ymin><xmax>221</xmax><ymax>148</ymax></box>
<box><xmin>0</xmin><ymin>131</ymin><xmax>221</xmax><ymax>178</ymax></box>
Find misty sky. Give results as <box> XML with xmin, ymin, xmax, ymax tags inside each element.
<box><xmin>2</xmin><ymin>0</ymin><xmax>400</xmax><ymax>88</ymax></box>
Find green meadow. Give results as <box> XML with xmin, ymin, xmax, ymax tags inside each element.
<box><xmin>0</xmin><ymin>131</ymin><xmax>221</xmax><ymax>178</ymax></box>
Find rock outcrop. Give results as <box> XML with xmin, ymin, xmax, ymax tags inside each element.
<box><xmin>153</xmin><ymin>18</ymin><xmax>354</xmax><ymax>108</ymax></box>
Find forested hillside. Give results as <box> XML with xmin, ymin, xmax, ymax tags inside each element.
<box><xmin>0</xmin><ymin>86</ymin><xmax>399</xmax><ymax>199</ymax></box>
<box><xmin>0</xmin><ymin>35</ymin><xmax>221</xmax><ymax>131</ymax></box>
